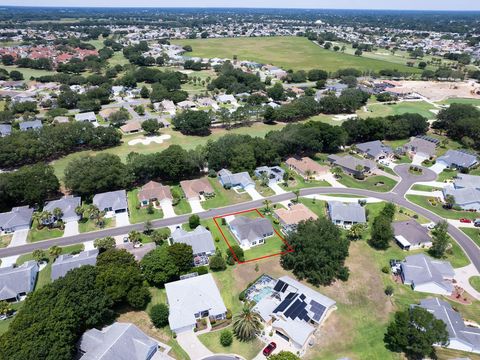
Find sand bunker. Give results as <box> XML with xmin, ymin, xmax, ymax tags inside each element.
<box><xmin>128</xmin><ymin>135</ymin><xmax>171</xmax><ymax>146</ymax></box>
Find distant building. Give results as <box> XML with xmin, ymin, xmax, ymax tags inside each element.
<box><xmin>327</xmin><ymin>154</ymin><xmax>377</xmax><ymax>177</ymax></box>
<box><xmin>327</xmin><ymin>201</ymin><xmax>366</xmax><ymax>228</ymax></box>
<box><xmin>120</xmin><ymin>120</ymin><xmax>142</xmax><ymax>134</ymax></box>
<box><xmin>254</xmin><ymin>166</ymin><xmax>285</xmax><ymax>184</ymax></box>
<box><xmin>403</xmin><ymin>136</ymin><xmax>438</xmax><ymax>158</ymax></box>
<box><xmin>77</xmin><ymin>322</ymin><xmax>173</xmax><ymax>360</ymax></box>
<box><xmin>170</xmin><ymin>226</ymin><xmax>215</xmax><ymax>258</ymax></box>
<box><xmin>75</xmin><ymin>112</ymin><xmax>97</xmax><ymax>123</ymax></box>
<box><xmin>180</xmin><ymin>178</ymin><xmax>214</xmax><ymax>201</ymax></box>
<box><xmin>51</xmin><ymin>249</ymin><xmax>99</xmax><ymax>281</ymax></box>
<box><xmin>400</xmin><ymin>254</ymin><xmax>454</xmax><ymax>295</ymax></box>
<box><xmin>0</xmin><ymin>124</ymin><xmax>12</xmax><ymax>137</ymax></box>
<box><xmin>437</xmin><ymin>150</ymin><xmax>478</xmax><ymax>170</ymax></box>
<box><xmin>19</xmin><ymin>119</ymin><xmax>42</xmax><ymax>131</ymax></box>
<box><xmin>443</xmin><ymin>174</ymin><xmax>480</xmax><ymax>211</ymax></box>
<box><xmin>165</xmin><ymin>274</ymin><xmax>227</xmax><ymax>334</ymax></box>
<box><xmin>356</xmin><ymin>140</ymin><xmax>393</xmax><ymax>161</ymax></box>
<box><xmin>43</xmin><ymin>195</ymin><xmax>81</xmax><ymax>223</ymax></box>
<box><xmin>0</xmin><ymin>261</ymin><xmax>38</xmax><ymax>302</ymax></box>
<box><xmin>137</xmin><ymin>181</ymin><xmax>172</xmax><ymax>207</ymax></box>
<box><xmin>0</xmin><ymin>206</ymin><xmax>34</xmax><ymax>233</ymax></box>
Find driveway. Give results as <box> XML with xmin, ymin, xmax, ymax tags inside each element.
<box><xmin>454</xmin><ymin>264</ymin><xmax>480</xmax><ymax>300</ymax></box>
<box><xmin>161</xmin><ymin>202</ymin><xmax>176</xmax><ymax>218</ymax></box>
<box><xmin>268</xmin><ymin>183</ymin><xmax>286</xmax><ymax>195</ymax></box>
<box><xmin>9</xmin><ymin>229</ymin><xmax>29</xmax><ymax>247</ymax></box>
<box><xmin>412</xmin><ymin>154</ymin><xmax>428</xmax><ymax>166</ymax></box>
<box><xmin>322</xmin><ymin>173</ymin><xmax>346</xmax><ymax>188</ymax></box>
<box><xmin>0</xmin><ymin>255</ymin><xmax>18</xmax><ymax>268</ymax></box>
<box><xmin>429</xmin><ymin>162</ymin><xmax>447</xmax><ymax>174</ymax></box>
<box><xmin>63</xmin><ymin>221</ymin><xmax>79</xmax><ymax>237</ymax></box>
<box><xmin>115</xmin><ymin>212</ymin><xmax>130</xmax><ymax>227</ymax></box>
<box><xmin>188</xmin><ymin>199</ymin><xmax>204</xmax><ymax>213</ymax></box>
<box><xmin>245</xmin><ymin>187</ymin><xmax>263</xmax><ymax>200</ymax></box>
<box><xmin>176</xmin><ymin>331</ymin><xmax>212</xmax><ymax>360</ymax></box>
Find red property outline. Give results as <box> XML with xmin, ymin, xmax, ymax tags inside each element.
<box><xmin>213</xmin><ymin>208</ymin><xmax>294</xmax><ymax>264</ymax></box>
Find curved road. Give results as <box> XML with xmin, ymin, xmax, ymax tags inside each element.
<box><xmin>1</xmin><ymin>164</ymin><xmax>479</xmax><ymax>272</ymax></box>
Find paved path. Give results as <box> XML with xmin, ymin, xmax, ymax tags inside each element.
<box><xmin>176</xmin><ymin>331</ymin><xmax>213</xmax><ymax>360</ymax></box>
<box><xmin>63</xmin><ymin>221</ymin><xmax>79</xmax><ymax>237</ymax></box>
<box><xmin>189</xmin><ymin>199</ymin><xmax>205</xmax><ymax>213</ymax></box>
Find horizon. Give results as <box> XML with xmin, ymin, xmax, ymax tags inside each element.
<box><xmin>1</xmin><ymin>1</ymin><xmax>480</xmax><ymax>11</ymax></box>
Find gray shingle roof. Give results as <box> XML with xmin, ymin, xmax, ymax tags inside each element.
<box><xmin>44</xmin><ymin>196</ymin><xmax>81</xmax><ymax>222</ymax></box>
<box><xmin>75</xmin><ymin>112</ymin><xmax>97</xmax><ymax>122</ymax></box>
<box><xmin>0</xmin><ymin>206</ymin><xmax>33</xmax><ymax>232</ymax></box>
<box><xmin>393</xmin><ymin>220</ymin><xmax>431</xmax><ymax>247</ymax></box>
<box><xmin>218</xmin><ymin>169</ymin><xmax>254</xmax><ymax>188</ymax></box>
<box><xmin>19</xmin><ymin>120</ymin><xmax>42</xmax><ymax>131</ymax></box>
<box><xmin>0</xmin><ymin>124</ymin><xmax>12</xmax><ymax>136</ymax></box>
<box><xmin>444</xmin><ymin>187</ymin><xmax>480</xmax><ymax>207</ymax></box>
<box><xmin>78</xmin><ymin>322</ymin><xmax>160</xmax><ymax>360</ymax></box>
<box><xmin>454</xmin><ymin>174</ymin><xmax>480</xmax><ymax>190</ymax></box>
<box><xmin>328</xmin><ymin>201</ymin><xmax>366</xmax><ymax>223</ymax></box>
<box><xmin>437</xmin><ymin>150</ymin><xmax>478</xmax><ymax>169</ymax></box>
<box><xmin>327</xmin><ymin>154</ymin><xmax>377</xmax><ymax>173</ymax></box>
<box><xmin>171</xmin><ymin>226</ymin><xmax>215</xmax><ymax>255</ymax></box>
<box><xmin>229</xmin><ymin>216</ymin><xmax>274</xmax><ymax>243</ymax></box>
<box><xmin>93</xmin><ymin>190</ymin><xmax>128</xmax><ymax>213</ymax></box>
<box><xmin>51</xmin><ymin>249</ymin><xmax>98</xmax><ymax>281</ymax></box>
<box><xmin>419</xmin><ymin>298</ymin><xmax>480</xmax><ymax>353</ymax></box>
<box><xmin>356</xmin><ymin>140</ymin><xmax>392</xmax><ymax>159</ymax></box>
<box><xmin>401</xmin><ymin>254</ymin><xmax>454</xmax><ymax>293</ymax></box>
<box><xmin>0</xmin><ymin>260</ymin><xmax>38</xmax><ymax>301</ymax></box>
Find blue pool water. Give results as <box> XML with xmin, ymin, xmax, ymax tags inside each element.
<box><xmin>253</xmin><ymin>286</ymin><xmax>274</xmax><ymax>303</ymax></box>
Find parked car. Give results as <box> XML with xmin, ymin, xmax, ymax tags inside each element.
<box><xmin>474</xmin><ymin>219</ymin><xmax>480</xmax><ymax>227</ymax></box>
<box><xmin>263</xmin><ymin>342</ymin><xmax>277</xmax><ymax>356</ymax></box>
<box><xmin>459</xmin><ymin>218</ymin><xmax>472</xmax><ymax>224</ymax></box>
<box><xmin>426</xmin><ymin>222</ymin><xmax>436</xmax><ymax>230</ymax></box>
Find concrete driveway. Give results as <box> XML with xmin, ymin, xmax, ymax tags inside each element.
<box><xmin>412</xmin><ymin>154</ymin><xmax>428</xmax><ymax>166</ymax></box>
<box><xmin>189</xmin><ymin>199</ymin><xmax>204</xmax><ymax>213</ymax></box>
<box><xmin>115</xmin><ymin>212</ymin><xmax>130</xmax><ymax>227</ymax></box>
<box><xmin>176</xmin><ymin>331</ymin><xmax>212</xmax><ymax>360</ymax></box>
<box><xmin>268</xmin><ymin>183</ymin><xmax>286</xmax><ymax>195</ymax></box>
<box><xmin>63</xmin><ymin>221</ymin><xmax>79</xmax><ymax>237</ymax></box>
<box><xmin>10</xmin><ymin>229</ymin><xmax>29</xmax><ymax>247</ymax></box>
<box><xmin>429</xmin><ymin>162</ymin><xmax>447</xmax><ymax>174</ymax></box>
<box><xmin>245</xmin><ymin>187</ymin><xmax>263</xmax><ymax>200</ymax></box>
<box><xmin>161</xmin><ymin>202</ymin><xmax>176</xmax><ymax>218</ymax></box>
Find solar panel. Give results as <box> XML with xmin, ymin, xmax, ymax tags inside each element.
<box><xmin>280</xmin><ymin>282</ymin><xmax>288</xmax><ymax>293</ymax></box>
<box><xmin>299</xmin><ymin>294</ymin><xmax>306</xmax><ymax>301</ymax></box>
<box><xmin>273</xmin><ymin>296</ymin><xmax>295</xmax><ymax>313</ymax></box>
<box><xmin>312</xmin><ymin>313</ymin><xmax>321</xmax><ymax>322</ymax></box>
<box><xmin>273</xmin><ymin>280</ymin><xmax>285</xmax><ymax>292</ymax></box>
<box><xmin>284</xmin><ymin>299</ymin><xmax>302</xmax><ymax>318</ymax></box>
<box><xmin>287</xmin><ymin>299</ymin><xmax>307</xmax><ymax>319</ymax></box>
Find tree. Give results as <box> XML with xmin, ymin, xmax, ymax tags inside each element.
<box><xmin>141</xmin><ymin>118</ymin><xmax>162</xmax><ymax>135</ymax></box>
<box><xmin>151</xmin><ymin>229</ymin><xmax>169</xmax><ymax>245</ymax></box>
<box><xmin>209</xmin><ymin>253</ymin><xmax>227</xmax><ymax>271</ymax></box>
<box><xmin>429</xmin><ymin>221</ymin><xmax>449</xmax><ymax>258</ymax></box>
<box><xmin>32</xmin><ymin>249</ymin><xmax>48</xmax><ymax>262</ymax></box>
<box><xmin>281</xmin><ymin>218</ymin><xmax>350</xmax><ymax>286</ymax></box>
<box><xmin>150</xmin><ymin>304</ymin><xmax>169</xmax><ymax>328</ymax></box>
<box><xmin>267</xmin><ymin>83</ymin><xmax>285</xmax><ymax>101</ymax></box>
<box><xmin>347</xmin><ymin>223</ymin><xmax>364</xmax><ymax>240</ymax></box>
<box><xmin>263</xmin><ymin>199</ymin><xmax>272</xmax><ymax>212</ymax></box>
<box><xmin>48</xmin><ymin>246</ymin><xmax>62</xmax><ymax>259</ymax></box>
<box><xmin>140</xmin><ymin>85</ymin><xmax>150</xmax><ymax>98</ymax></box>
<box><xmin>220</xmin><ymin>329</ymin><xmax>233</xmax><ymax>346</ymax></box>
<box><xmin>0</xmin><ymin>300</ymin><xmax>12</xmax><ymax>316</ymax></box>
<box><xmin>269</xmin><ymin>352</ymin><xmax>300</xmax><ymax>360</ymax></box>
<box><xmin>189</xmin><ymin>214</ymin><xmax>200</xmax><ymax>229</ymax></box>
<box><xmin>226</xmin><ymin>245</ymin><xmax>244</xmax><ymax>265</ymax></box>
<box><xmin>172</xmin><ymin>110</ymin><xmax>211</xmax><ymax>136</ymax></box>
<box><xmin>369</xmin><ymin>214</ymin><xmax>393</xmax><ymax>250</ymax></box>
<box><xmin>141</xmin><ymin>247</ymin><xmax>179</xmax><ymax>287</ymax></box>
<box><xmin>168</xmin><ymin>243</ymin><xmax>193</xmax><ymax>273</ymax></box>
<box><xmin>384</xmin><ymin>307</ymin><xmax>449</xmax><ymax>359</ymax></box>
<box><xmin>232</xmin><ymin>303</ymin><xmax>263</xmax><ymax>341</ymax></box>
<box><xmin>93</xmin><ymin>236</ymin><xmax>116</xmax><ymax>252</ymax></box>
<box><xmin>9</xmin><ymin>70</ymin><xmax>23</xmax><ymax>81</ymax></box>
<box><xmin>293</xmin><ymin>189</ymin><xmax>300</xmax><ymax>203</ymax></box>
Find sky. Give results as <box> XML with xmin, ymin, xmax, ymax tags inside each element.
<box><xmin>2</xmin><ymin>0</ymin><xmax>480</xmax><ymax>11</ymax></box>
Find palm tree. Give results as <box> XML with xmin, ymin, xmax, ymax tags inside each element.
<box><xmin>52</xmin><ymin>207</ymin><xmax>63</xmax><ymax>222</ymax></box>
<box><xmin>40</xmin><ymin>210</ymin><xmax>53</xmax><ymax>228</ymax></box>
<box><xmin>260</xmin><ymin>172</ymin><xmax>269</xmax><ymax>187</ymax></box>
<box><xmin>232</xmin><ymin>303</ymin><xmax>263</xmax><ymax>341</ymax></box>
<box><xmin>48</xmin><ymin>245</ymin><xmax>62</xmax><ymax>259</ymax></box>
<box><xmin>305</xmin><ymin>169</ymin><xmax>313</xmax><ymax>182</ymax></box>
<box><xmin>347</xmin><ymin>223</ymin><xmax>365</xmax><ymax>240</ymax></box>
<box><xmin>293</xmin><ymin>189</ymin><xmax>300</xmax><ymax>203</ymax></box>
<box><xmin>0</xmin><ymin>301</ymin><xmax>12</xmax><ymax>316</ymax></box>
<box><xmin>331</xmin><ymin>166</ymin><xmax>343</xmax><ymax>178</ymax></box>
<box><xmin>263</xmin><ymin>199</ymin><xmax>272</xmax><ymax>212</ymax></box>
<box><xmin>85</xmin><ymin>205</ymin><xmax>105</xmax><ymax>228</ymax></box>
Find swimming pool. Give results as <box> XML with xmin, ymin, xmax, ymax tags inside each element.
<box><xmin>253</xmin><ymin>286</ymin><xmax>274</xmax><ymax>303</ymax></box>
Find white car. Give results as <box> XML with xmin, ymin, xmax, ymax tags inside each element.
<box><xmin>426</xmin><ymin>222</ymin><xmax>436</xmax><ymax>230</ymax></box>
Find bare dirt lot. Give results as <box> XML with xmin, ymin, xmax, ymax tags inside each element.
<box><xmin>391</xmin><ymin>80</ymin><xmax>480</xmax><ymax>102</ymax></box>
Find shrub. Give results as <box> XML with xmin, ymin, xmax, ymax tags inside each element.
<box><xmin>381</xmin><ymin>265</ymin><xmax>390</xmax><ymax>274</ymax></box>
<box><xmin>220</xmin><ymin>329</ymin><xmax>233</xmax><ymax>347</ymax></box>
<box><xmin>196</xmin><ymin>266</ymin><xmax>209</xmax><ymax>275</ymax></box>
<box><xmin>149</xmin><ymin>304</ymin><xmax>169</xmax><ymax>328</ymax></box>
<box><xmin>385</xmin><ymin>285</ymin><xmax>394</xmax><ymax>296</ymax></box>
<box><xmin>238</xmin><ymin>291</ymin><xmax>246</xmax><ymax>301</ymax></box>
<box><xmin>225</xmin><ymin>309</ymin><xmax>232</xmax><ymax>319</ymax></box>
<box><xmin>209</xmin><ymin>255</ymin><xmax>227</xmax><ymax>271</ymax></box>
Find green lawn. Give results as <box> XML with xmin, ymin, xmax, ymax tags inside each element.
<box><xmin>298</xmin><ymin>197</ymin><xmax>327</xmax><ymax>217</ymax></box>
<box><xmin>279</xmin><ymin>169</ymin><xmax>331</xmax><ymax>191</ymax></box>
<box><xmin>470</xmin><ymin>276</ymin><xmax>480</xmax><ymax>293</ymax></box>
<box><xmin>337</xmin><ymin>174</ymin><xmax>397</xmax><ymax>192</ymax></box>
<box><xmin>198</xmin><ymin>327</ymin><xmax>263</xmax><ymax>359</ymax></box>
<box><xmin>173</xmin><ymin>199</ymin><xmax>192</xmax><ymax>216</ymax></box>
<box><xmin>406</xmin><ymin>195</ymin><xmax>478</xmax><ymax>221</ymax></box>
<box><xmin>410</xmin><ymin>184</ymin><xmax>440</xmax><ymax>192</ymax></box>
<box><xmin>0</xmin><ymin>64</ymin><xmax>56</xmax><ymax>78</ymax></box>
<box><xmin>127</xmin><ymin>189</ymin><xmax>163</xmax><ymax>223</ymax></box>
<box><xmin>255</xmin><ymin>181</ymin><xmax>275</xmax><ymax>197</ymax></box>
<box><xmin>27</xmin><ymin>221</ymin><xmax>64</xmax><ymax>242</ymax></box>
<box><xmin>203</xmin><ymin>178</ymin><xmax>251</xmax><ymax>210</ymax></box>
<box><xmin>460</xmin><ymin>227</ymin><xmax>480</xmax><ymax>248</ymax></box>
<box><xmin>173</xmin><ymin>37</ymin><xmax>420</xmax><ymax>73</ymax></box>
<box><xmin>439</xmin><ymin>98</ymin><xmax>480</xmax><ymax>106</ymax></box>
<box><xmin>78</xmin><ymin>217</ymin><xmax>115</xmax><ymax>233</ymax></box>
<box><xmin>358</xmin><ymin>101</ymin><xmax>437</xmax><ymax>120</ymax></box>
<box><xmin>436</xmin><ymin>169</ymin><xmax>458</xmax><ymax>182</ymax></box>
<box><xmin>0</xmin><ymin>234</ymin><xmax>12</xmax><ymax>248</ymax></box>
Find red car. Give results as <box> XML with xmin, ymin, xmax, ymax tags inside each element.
<box><xmin>263</xmin><ymin>342</ymin><xmax>277</xmax><ymax>356</ymax></box>
<box><xmin>459</xmin><ymin>218</ymin><xmax>472</xmax><ymax>223</ymax></box>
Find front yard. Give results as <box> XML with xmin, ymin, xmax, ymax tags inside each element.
<box><xmin>0</xmin><ymin>234</ymin><xmax>12</xmax><ymax>248</ymax></box>
<box><xmin>27</xmin><ymin>221</ymin><xmax>64</xmax><ymax>242</ymax></box>
<box><xmin>460</xmin><ymin>227</ymin><xmax>480</xmax><ymax>247</ymax></box>
<box><xmin>202</xmin><ymin>177</ymin><xmax>251</xmax><ymax>210</ymax></box>
<box><xmin>127</xmin><ymin>189</ymin><xmax>164</xmax><ymax>223</ymax></box>
<box><xmin>198</xmin><ymin>327</ymin><xmax>264</xmax><ymax>359</ymax></box>
<box><xmin>279</xmin><ymin>170</ymin><xmax>331</xmax><ymax>191</ymax></box>
<box><xmin>406</xmin><ymin>195</ymin><xmax>478</xmax><ymax>221</ymax></box>
<box><xmin>78</xmin><ymin>217</ymin><xmax>115</xmax><ymax>233</ymax></box>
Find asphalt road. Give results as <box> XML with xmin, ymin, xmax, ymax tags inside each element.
<box><xmin>1</xmin><ymin>165</ymin><xmax>479</xmax><ymax>273</ymax></box>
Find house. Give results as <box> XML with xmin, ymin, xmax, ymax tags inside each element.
<box><xmin>170</xmin><ymin>226</ymin><xmax>215</xmax><ymax>264</ymax></box>
<box><xmin>93</xmin><ymin>190</ymin><xmax>128</xmax><ymax>216</ymax></box>
<box><xmin>77</xmin><ymin>322</ymin><xmax>173</xmax><ymax>360</ymax></box>
<box><xmin>229</xmin><ymin>216</ymin><xmax>274</xmax><ymax>248</ymax></box>
<box><xmin>418</xmin><ymin>298</ymin><xmax>480</xmax><ymax>354</ymax></box>
<box><xmin>274</xmin><ymin>204</ymin><xmax>318</xmax><ymax>233</ymax></box>
<box><xmin>0</xmin><ymin>261</ymin><xmax>38</xmax><ymax>302</ymax></box>
<box><xmin>393</xmin><ymin>220</ymin><xmax>432</xmax><ymax>250</ymax></box>
<box><xmin>165</xmin><ymin>273</ymin><xmax>227</xmax><ymax>334</ymax></box>
<box><xmin>51</xmin><ymin>249</ymin><xmax>99</xmax><ymax>281</ymax></box>
<box><xmin>216</xmin><ymin>94</ymin><xmax>237</xmax><ymax>105</ymax></box>
<box><xmin>400</xmin><ymin>254</ymin><xmax>454</xmax><ymax>295</ymax></box>
<box><xmin>177</xmin><ymin>100</ymin><xmax>196</xmax><ymax>109</ymax></box>
<box><xmin>137</xmin><ymin>181</ymin><xmax>172</xmax><ymax>206</ymax></box>
<box><xmin>443</xmin><ymin>174</ymin><xmax>480</xmax><ymax>211</ymax></box>
<box><xmin>19</xmin><ymin>119</ymin><xmax>42</xmax><ymax>131</ymax></box>
<box><xmin>356</xmin><ymin>140</ymin><xmax>393</xmax><ymax>161</ymax></box>
<box><xmin>196</xmin><ymin>97</ymin><xmax>219</xmax><ymax>110</ymax></box>
<box><xmin>327</xmin><ymin>201</ymin><xmax>366</xmax><ymax>228</ymax></box>
<box><xmin>75</xmin><ymin>112</ymin><xmax>97</xmax><ymax>123</ymax></box>
<box><xmin>120</xmin><ymin>120</ymin><xmax>142</xmax><ymax>134</ymax></box>
<box><xmin>180</xmin><ymin>178</ymin><xmax>214</xmax><ymax>201</ymax></box>
<box><xmin>53</xmin><ymin>116</ymin><xmax>70</xmax><ymax>124</ymax></box>
<box><xmin>0</xmin><ymin>206</ymin><xmax>34</xmax><ymax>233</ymax></box>
<box><xmin>154</xmin><ymin>100</ymin><xmax>176</xmax><ymax>115</ymax></box>
<box><xmin>254</xmin><ymin>166</ymin><xmax>285</xmax><ymax>184</ymax></box>
<box><xmin>252</xmin><ymin>275</ymin><xmax>336</xmax><ymax>355</ymax></box>
<box><xmin>403</xmin><ymin>136</ymin><xmax>438</xmax><ymax>158</ymax></box>
<box><xmin>327</xmin><ymin>154</ymin><xmax>377</xmax><ymax>176</ymax></box>
<box><xmin>285</xmin><ymin>157</ymin><xmax>329</xmax><ymax>180</ymax></box>
<box><xmin>116</xmin><ymin>242</ymin><xmax>156</xmax><ymax>261</ymax></box>
<box><xmin>99</xmin><ymin>108</ymin><xmax>120</xmax><ymax>121</ymax></box>
<box><xmin>0</xmin><ymin>124</ymin><xmax>12</xmax><ymax>137</ymax></box>
<box><xmin>437</xmin><ymin>150</ymin><xmax>478</xmax><ymax>170</ymax></box>
<box><xmin>43</xmin><ymin>195</ymin><xmax>81</xmax><ymax>223</ymax></box>
<box><xmin>218</xmin><ymin>169</ymin><xmax>255</xmax><ymax>189</ymax></box>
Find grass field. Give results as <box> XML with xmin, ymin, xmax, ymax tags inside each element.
<box><xmin>337</xmin><ymin>174</ymin><xmax>397</xmax><ymax>192</ymax></box>
<box><xmin>358</xmin><ymin>101</ymin><xmax>437</xmax><ymax>119</ymax></box>
<box><xmin>27</xmin><ymin>222</ymin><xmax>64</xmax><ymax>242</ymax></box>
<box><xmin>406</xmin><ymin>195</ymin><xmax>479</xmax><ymax>221</ymax></box>
<box><xmin>470</xmin><ymin>276</ymin><xmax>480</xmax><ymax>293</ymax></box>
<box><xmin>0</xmin><ymin>64</ymin><xmax>56</xmax><ymax>78</ymax></box>
<box><xmin>78</xmin><ymin>217</ymin><xmax>115</xmax><ymax>233</ymax></box>
<box><xmin>203</xmin><ymin>177</ymin><xmax>252</xmax><ymax>210</ymax></box>
<box><xmin>460</xmin><ymin>227</ymin><xmax>480</xmax><ymax>248</ymax></box>
<box><xmin>127</xmin><ymin>189</ymin><xmax>164</xmax><ymax>223</ymax></box>
<box><xmin>198</xmin><ymin>328</ymin><xmax>263</xmax><ymax>359</ymax></box>
<box><xmin>173</xmin><ymin>37</ymin><xmax>421</xmax><ymax>73</ymax></box>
